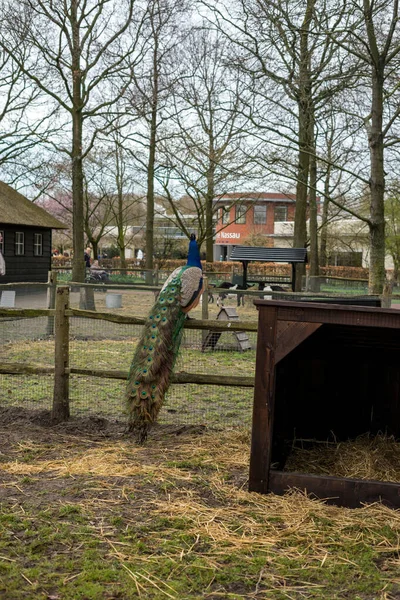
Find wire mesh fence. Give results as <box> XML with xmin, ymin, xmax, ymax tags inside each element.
<box><xmin>1</xmin><ymin>271</ymin><xmax>398</xmax><ymax>429</ymax></box>
<box><xmin>0</xmin><ymin>306</ymin><xmax>256</xmax><ymax>428</ymax></box>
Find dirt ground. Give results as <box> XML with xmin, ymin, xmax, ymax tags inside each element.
<box><xmin>1</xmin><ymin>408</ymin><xmax>400</xmax><ymax>599</ymax></box>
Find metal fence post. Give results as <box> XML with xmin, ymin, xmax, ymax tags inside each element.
<box><xmin>52</xmin><ymin>286</ymin><xmax>70</xmax><ymax>422</ymax></box>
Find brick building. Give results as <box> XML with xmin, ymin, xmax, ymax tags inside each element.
<box><xmin>214</xmin><ymin>192</ymin><xmax>310</xmax><ymax>261</ymax></box>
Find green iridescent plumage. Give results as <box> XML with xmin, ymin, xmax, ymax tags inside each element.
<box><xmin>126</xmin><ymin>236</ymin><xmax>203</xmax><ymax>443</ymax></box>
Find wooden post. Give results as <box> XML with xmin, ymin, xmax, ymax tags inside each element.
<box><xmin>46</xmin><ymin>270</ymin><xmax>57</xmax><ymax>336</ymax></box>
<box><xmin>291</xmin><ymin>263</ymin><xmax>296</xmax><ymax>292</ymax></box>
<box><xmin>154</xmin><ymin>267</ymin><xmax>159</xmax><ymax>286</ymax></box>
<box><xmin>52</xmin><ymin>286</ymin><xmax>70</xmax><ymax>422</ymax></box>
<box><xmin>79</xmin><ymin>285</ymin><xmax>96</xmax><ymax>310</ymax></box>
<box><xmin>382</xmin><ymin>279</ymin><xmax>393</xmax><ymax>308</ymax></box>
<box><xmin>249</xmin><ymin>305</ymin><xmax>278</xmax><ymax>493</ymax></box>
<box><xmin>202</xmin><ymin>276</ymin><xmax>209</xmax><ymax>344</ymax></box>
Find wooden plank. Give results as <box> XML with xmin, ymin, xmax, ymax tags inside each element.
<box><xmin>0</xmin><ymin>363</ymin><xmax>54</xmax><ymax>375</ymax></box>
<box><xmin>67</xmin><ymin>308</ymin><xmax>258</xmax><ymax>332</ymax></box>
<box><xmin>275</xmin><ymin>322</ymin><xmax>322</xmax><ymax>364</ymax></box>
<box><xmin>52</xmin><ymin>286</ymin><xmax>70</xmax><ymax>422</ymax></box>
<box><xmin>68</xmin><ymin>367</ymin><xmax>254</xmax><ymax>387</ymax></box>
<box><xmin>249</xmin><ymin>306</ymin><xmax>278</xmax><ymax>493</ymax></box>
<box><xmin>0</xmin><ymin>308</ymin><xmax>54</xmax><ymax>318</ymax></box>
<box><xmin>269</xmin><ymin>470</ymin><xmax>400</xmax><ymax>508</ymax></box>
<box><xmin>254</xmin><ymin>299</ymin><xmax>400</xmax><ymax>329</ymax></box>
<box><xmin>0</xmin><ymin>282</ymin><xmax>49</xmax><ymax>289</ymax></box>
<box><xmin>0</xmin><ymin>363</ymin><xmax>255</xmax><ymax>387</ymax></box>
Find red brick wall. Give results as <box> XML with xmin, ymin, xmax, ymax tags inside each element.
<box><xmin>215</xmin><ymin>202</ymin><xmax>295</xmax><ymax>245</ymax></box>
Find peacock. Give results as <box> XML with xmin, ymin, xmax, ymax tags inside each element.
<box><xmin>126</xmin><ymin>234</ymin><xmax>203</xmax><ymax>443</ymax></box>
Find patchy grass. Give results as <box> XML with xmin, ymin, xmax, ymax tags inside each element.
<box><xmin>0</xmin><ymin>418</ymin><xmax>400</xmax><ymax>599</ymax></box>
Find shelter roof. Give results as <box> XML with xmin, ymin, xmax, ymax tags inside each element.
<box><xmin>230</xmin><ymin>246</ymin><xmax>308</xmax><ymax>264</ymax></box>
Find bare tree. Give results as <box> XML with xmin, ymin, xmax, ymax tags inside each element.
<box><xmin>0</xmin><ymin>38</ymin><xmax>59</xmax><ymax>189</ymax></box>
<box><xmin>202</xmin><ymin>0</ymin><xmax>359</xmax><ymax>288</ymax></box>
<box><xmin>122</xmin><ymin>0</ymin><xmax>189</xmax><ymax>276</ymax></box>
<box><xmin>385</xmin><ymin>184</ymin><xmax>400</xmax><ymax>281</ymax></box>
<box><xmin>101</xmin><ymin>133</ymin><xmax>146</xmax><ymax>268</ymax></box>
<box><xmin>1</xmin><ymin>0</ymin><xmax>146</xmax><ymax>282</ymax></box>
<box><xmin>325</xmin><ymin>0</ymin><xmax>400</xmax><ymax>292</ymax></box>
<box><xmin>157</xmin><ymin>28</ymin><xmax>254</xmax><ymax>260</ymax></box>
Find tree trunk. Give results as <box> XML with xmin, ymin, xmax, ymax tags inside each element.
<box><xmin>205</xmin><ymin>160</ymin><xmax>215</xmax><ymax>263</ymax></box>
<box><xmin>368</xmin><ymin>68</ymin><xmax>386</xmax><ymax>294</ymax></box>
<box><xmin>71</xmin><ymin>0</ymin><xmax>85</xmax><ymax>283</ymax></box>
<box><xmin>118</xmin><ymin>229</ymin><xmax>127</xmax><ymax>269</ymax></box>
<box><xmin>145</xmin><ymin>43</ymin><xmax>159</xmax><ymax>279</ymax></box>
<box><xmin>116</xmin><ymin>155</ymin><xmax>127</xmax><ymax>269</ymax></box>
<box><xmin>319</xmin><ymin>153</ymin><xmax>332</xmax><ymax>267</ymax></box>
<box><xmin>293</xmin><ymin>0</ymin><xmax>314</xmax><ymax>292</ymax></box>
<box><xmin>308</xmin><ymin>134</ymin><xmax>319</xmax><ymax>291</ymax></box>
<box><xmin>393</xmin><ymin>258</ymin><xmax>399</xmax><ymax>283</ymax></box>
<box><xmin>293</xmin><ymin>111</ymin><xmax>310</xmax><ymax>291</ymax></box>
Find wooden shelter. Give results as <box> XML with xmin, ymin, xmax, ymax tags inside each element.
<box><xmin>250</xmin><ymin>299</ymin><xmax>400</xmax><ymax>508</ymax></box>
<box><xmin>0</xmin><ymin>181</ymin><xmax>66</xmax><ymax>283</ymax></box>
<box><xmin>229</xmin><ymin>246</ymin><xmax>307</xmax><ymax>291</ymax></box>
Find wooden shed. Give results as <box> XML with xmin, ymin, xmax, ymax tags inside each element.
<box><xmin>250</xmin><ymin>299</ymin><xmax>400</xmax><ymax>508</ymax></box>
<box><xmin>0</xmin><ymin>181</ymin><xmax>66</xmax><ymax>283</ymax></box>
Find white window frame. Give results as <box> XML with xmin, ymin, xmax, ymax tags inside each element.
<box><xmin>274</xmin><ymin>206</ymin><xmax>288</xmax><ymax>222</ymax></box>
<box><xmin>34</xmin><ymin>233</ymin><xmax>43</xmax><ymax>256</ymax></box>
<box><xmin>0</xmin><ymin>230</ymin><xmax>4</xmax><ymax>254</ymax></box>
<box><xmin>254</xmin><ymin>204</ymin><xmax>267</xmax><ymax>224</ymax></box>
<box><xmin>15</xmin><ymin>232</ymin><xmax>25</xmax><ymax>255</ymax></box>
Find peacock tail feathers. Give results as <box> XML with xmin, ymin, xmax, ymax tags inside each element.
<box><xmin>126</xmin><ymin>272</ymin><xmax>188</xmax><ymax>442</ymax></box>
<box><xmin>126</xmin><ymin>233</ymin><xmax>203</xmax><ymax>444</ymax></box>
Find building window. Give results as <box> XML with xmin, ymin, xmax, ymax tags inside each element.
<box><xmin>235</xmin><ymin>204</ymin><xmax>247</xmax><ymax>224</ymax></box>
<box><xmin>274</xmin><ymin>206</ymin><xmax>288</xmax><ymax>222</ymax></box>
<box><xmin>254</xmin><ymin>204</ymin><xmax>267</xmax><ymax>224</ymax></box>
<box><xmin>34</xmin><ymin>233</ymin><xmax>43</xmax><ymax>256</ymax></box>
<box><xmin>0</xmin><ymin>231</ymin><xmax>3</xmax><ymax>254</ymax></box>
<box><xmin>221</xmin><ymin>207</ymin><xmax>231</xmax><ymax>224</ymax></box>
<box><xmin>15</xmin><ymin>232</ymin><xmax>24</xmax><ymax>255</ymax></box>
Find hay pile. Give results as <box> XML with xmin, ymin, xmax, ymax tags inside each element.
<box><xmin>285</xmin><ymin>433</ymin><xmax>400</xmax><ymax>482</ymax></box>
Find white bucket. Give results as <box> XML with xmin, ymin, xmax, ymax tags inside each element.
<box><xmin>106</xmin><ymin>293</ymin><xmax>122</xmax><ymax>309</ymax></box>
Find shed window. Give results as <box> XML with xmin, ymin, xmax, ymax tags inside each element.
<box><xmin>34</xmin><ymin>233</ymin><xmax>43</xmax><ymax>256</ymax></box>
<box><xmin>254</xmin><ymin>204</ymin><xmax>267</xmax><ymax>224</ymax></box>
<box><xmin>235</xmin><ymin>204</ymin><xmax>247</xmax><ymax>224</ymax></box>
<box><xmin>15</xmin><ymin>232</ymin><xmax>24</xmax><ymax>255</ymax></box>
<box><xmin>0</xmin><ymin>231</ymin><xmax>3</xmax><ymax>254</ymax></box>
<box><xmin>274</xmin><ymin>206</ymin><xmax>288</xmax><ymax>222</ymax></box>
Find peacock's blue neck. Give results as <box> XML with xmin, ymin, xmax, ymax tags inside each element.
<box><xmin>186</xmin><ymin>239</ymin><xmax>202</xmax><ymax>270</ymax></box>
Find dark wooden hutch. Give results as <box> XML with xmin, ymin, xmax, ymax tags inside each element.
<box><xmin>250</xmin><ymin>299</ymin><xmax>400</xmax><ymax>508</ymax></box>
<box><xmin>0</xmin><ymin>181</ymin><xmax>66</xmax><ymax>284</ymax></box>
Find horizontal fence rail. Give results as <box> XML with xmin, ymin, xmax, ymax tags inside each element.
<box><xmin>0</xmin><ymin>363</ymin><xmax>254</xmax><ymax>387</ymax></box>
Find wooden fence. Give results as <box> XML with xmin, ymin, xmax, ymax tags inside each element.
<box><xmin>0</xmin><ymin>286</ymin><xmax>257</xmax><ymax>423</ymax></box>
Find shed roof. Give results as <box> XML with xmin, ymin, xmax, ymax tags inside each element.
<box><xmin>230</xmin><ymin>246</ymin><xmax>308</xmax><ymax>264</ymax></box>
<box><xmin>0</xmin><ymin>181</ymin><xmax>66</xmax><ymax>229</ymax></box>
